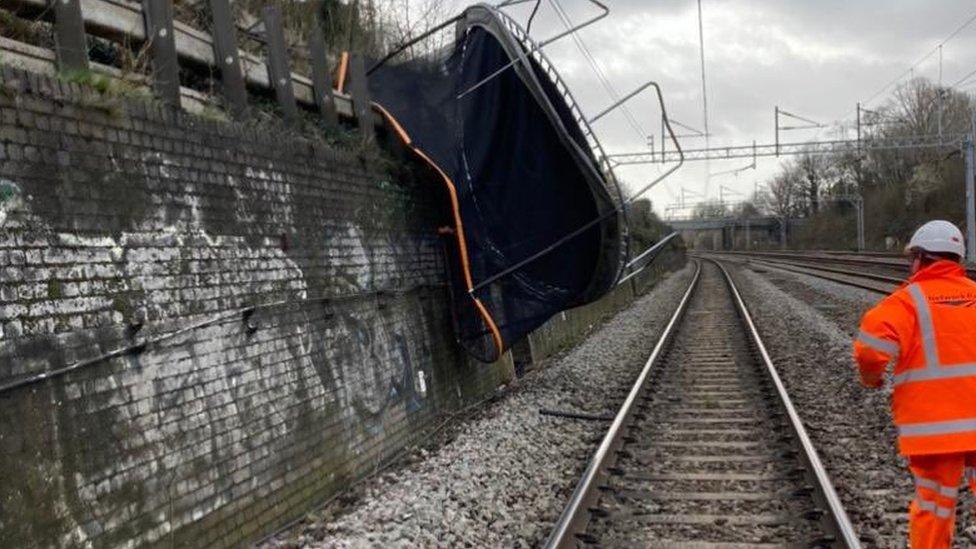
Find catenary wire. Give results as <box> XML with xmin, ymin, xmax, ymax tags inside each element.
<box><xmin>547</xmin><ymin>0</ymin><xmax>676</xmax><ymax>199</ymax></box>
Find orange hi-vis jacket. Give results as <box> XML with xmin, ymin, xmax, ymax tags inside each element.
<box><xmin>854</xmin><ymin>260</ymin><xmax>976</xmax><ymax>456</ymax></box>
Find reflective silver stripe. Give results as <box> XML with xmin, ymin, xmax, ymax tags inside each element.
<box><xmin>900</xmin><ymin>418</ymin><xmax>976</xmax><ymax>437</ymax></box>
<box><xmin>908</xmin><ymin>284</ymin><xmax>939</xmax><ymax>368</ymax></box>
<box><xmin>857</xmin><ymin>330</ymin><xmax>899</xmax><ymax>357</ymax></box>
<box><xmin>893</xmin><ymin>363</ymin><xmax>976</xmax><ymax>386</ymax></box>
<box><xmin>914</xmin><ymin>476</ymin><xmax>959</xmax><ymax>498</ymax></box>
<box><xmin>916</xmin><ymin>498</ymin><xmax>955</xmax><ymax>518</ymax></box>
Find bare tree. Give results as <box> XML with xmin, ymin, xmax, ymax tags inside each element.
<box><xmin>797</xmin><ymin>151</ymin><xmax>825</xmax><ymax>215</ymax></box>
<box><xmin>760</xmin><ymin>164</ymin><xmax>804</xmax><ymax>220</ymax></box>
<box><xmin>371</xmin><ymin>0</ymin><xmax>453</xmax><ymax>59</ymax></box>
<box><xmin>627</xmin><ymin>198</ymin><xmax>668</xmax><ymax>251</ymax></box>
<box><xmin>863</xmin><ymin>79</ymin><xmax>973</xmax><ymax>189</ymax></box>
<box><xmin>731</xmin><ymin>200</ymin><xmax>760</xmax><ymax>218</ymax></box>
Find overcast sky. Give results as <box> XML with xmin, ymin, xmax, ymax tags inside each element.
<box><xmin>435</xmin><ymin>0</ymin><xmax>976</xmax><ymax>216</ymax></box>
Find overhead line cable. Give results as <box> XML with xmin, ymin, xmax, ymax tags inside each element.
<box><xmin>697</xmin><ymin>0</ymin><xmax>712</xmax><ymax>196</ymax></box>
<box><xmin>950</xmin><ymin>65</ymin><xmax>976</xmax><ymax>89</ymax></box>
<box><xmin>548</xmin><ymin>0</ymin><xmax>676</xmax><ymax>199</ymax></box>
<box><xmin>548</xmin><ymin>0</ymin><xmax>647</xmax><ymax>138</ymax></box>
<box><xmin>696</xmin><ymin>0</ymin><xmax>710</xmax><ymax>141</ymax></box>
<box><xmin>858</xmin><ymin>8</ymin><xmax>976</xmax><ymax>109</ymax></box>
<box><xmin>824</xmin><ymin>6</ymin><xmax>976</xmax><ymax>136</ymax></box>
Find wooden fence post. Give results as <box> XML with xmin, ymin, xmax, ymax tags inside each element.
<box><xmin>208</xmin><ymin>0</ymin><xmax>248</xmax><ymax>115</ymax></box>
<box><xmin>345</xmin><ymin>53</ymin><xmax>373</xmax><ymax>141</ymax></box>
<box><xmin>261</xmin><ymin>5</ymin><xmax>299</xmax><ymax>125</ymax></box>
<box><xmin>141</xmin><ymin>0</ymin><xmax>181</xmax><ymax>107</ymax></box>
<box><xmin>53</xmin><ymin>0</ymin><xmax>89</xmax><ymax>72</ymax></box>
<box><xmin>309</xmin><ymin>29</ymin><xmax>338</xmax><ymax>127</ymax></box>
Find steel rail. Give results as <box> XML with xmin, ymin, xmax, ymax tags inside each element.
<box><xmin>543</xmin><ymin>260</ymin><xmax>703</xmax><ymax>548</ymax></box>
<box><xmin>712</xmin><ymin>259</ymin><xmax>862</xmax><ymax>548</ymax></box>
<box><xmin>718</xmin><ymin>250</ymin><xmax>912</xmax><ymax>274</ymax></box>
<box><xmin>716</xmin><ymin>250</ymin><xmax>976</xmax><ymax>279</ymax></box>
<box><xmin>700</xmin><ymin>253</ymin><xmax>897</xmax><ymax>295</ymax></box>
<box><xmin>751</xmin><ymin>260</ymin><xmax>897</xmax><ymax>295</ymax></box>
<box><xmin>752</xmin><ymin>258</ymin><xmax>903</xmax><ymax>284</ymax></box>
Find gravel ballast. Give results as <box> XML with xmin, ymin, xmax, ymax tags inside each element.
<box><xmin>264</xmin><ymin>264</ymin><xmax>696</xmax><ymax>548</ymax></box>
<box><xmin>730</xmin><ymin>262</ymin><xmax>976</xmax><ymax>547</ymax></box>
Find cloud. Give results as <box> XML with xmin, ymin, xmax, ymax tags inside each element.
<box><xmin>434</xmin><ymin>0</ymin><xmax>976</xmax><ymax>212</ymax></box>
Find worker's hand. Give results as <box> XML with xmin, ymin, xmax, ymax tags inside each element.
<box><xmin>859</xmin><ymin>372</ymin><xmax>883</xmax><ymax>389</ymax></box>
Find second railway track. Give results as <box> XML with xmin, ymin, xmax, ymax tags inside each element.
<box><xmin>546</xmin><ymin>260</ymin><xmax>860</xmax><ymax>548</ymax></box>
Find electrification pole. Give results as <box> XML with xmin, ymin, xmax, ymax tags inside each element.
<box><xmin>856</xmin><ymin>198</ymin><xmax>866</xmax><ymax>252</ymax></box>
<box><xmin>745</xmin><ymin>218</ymin><xmax>751</xmax><ymax>250</ymax></box>
<box><xmin>965</xmin><ymin>134</ymin><xmax>976</xmax><ymax>263</ymax></box>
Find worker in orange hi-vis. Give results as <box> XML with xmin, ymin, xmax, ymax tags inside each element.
<box><xmin>854</xmin><ymin>220</ymin><xmax>976</xmax><ymax>549</ymax></box>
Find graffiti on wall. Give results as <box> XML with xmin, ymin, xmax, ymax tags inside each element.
<box><xmin>0</xmin><ymin>179</ymin><xmax>22</xmax><ymax>227</ymax></box>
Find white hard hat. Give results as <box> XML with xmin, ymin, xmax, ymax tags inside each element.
<box><xmin>906</xmin><ymin>220</ymin><xmax>965</xmax><ymax>258</ymax></box>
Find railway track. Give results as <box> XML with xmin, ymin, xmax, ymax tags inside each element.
<box><xmin>715</xmin><ymin>250</ymin><xmax>976</xmax><ymax>281</ymax></box>
<box><xmin>702</xmin><ymin>253</ymin><xmax>900</xmax><ymax>295</ymax></box>
<box><xmin>545</xmin><ymin>260</ymin><xmax>860</xmax><ymax>548</ymax></box>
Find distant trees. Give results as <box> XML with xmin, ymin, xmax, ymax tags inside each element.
<box><xmin>370</xmin><ymin>0</ymin><xmax>453</xmax><ymax>58</ymax></box>
<box><xmin>736</xmin><ymin>77</ymin><xmax>974</xmax><ymax>251</ymax></box>
<box><xmin>692</xmin><ymin>199</ymin><xmax>729</xmax><ymax>219</ymax></box>
<box><xmin>628</xmin><ymin>198</ymin><xmax>670</xmax><ymax>253</ymax></box>
<box><xmin>797</xmin><ymin>152</ymin><xmax>826</xmax><ymax>215</ymax></box>
<box><xmin>310</xmin><ymin>0</ymin><xmax>451</xmax><ymax>58</ymax></box>
<box><xmin>758</xmin><ymin>163</ymin><xmax>802</xmax><ymax>221</ymax></box>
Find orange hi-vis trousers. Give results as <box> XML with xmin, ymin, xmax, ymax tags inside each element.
<box><xmin>908</xmin><ymin>452</ymin><xmax>976</xmax><ymax>548</ymax></box>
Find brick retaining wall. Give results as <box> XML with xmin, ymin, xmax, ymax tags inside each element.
<box><xmin>0</xmin><ymin>66</ymin><xmax>684</xmax><ymax>547</ymax></box>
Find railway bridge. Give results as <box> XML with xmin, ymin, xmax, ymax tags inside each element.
<box><xmin>667</xmin><ymin>215</ymin><xmax>784</xmax><ymax>250</ymax></box>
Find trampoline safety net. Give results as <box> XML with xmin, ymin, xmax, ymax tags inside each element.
<box><xmin>364</xmin><ymin>5</ymin><xmax>625</xmax><ymax>362</ymax></box>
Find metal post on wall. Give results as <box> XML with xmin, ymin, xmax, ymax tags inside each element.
<box><xmin>856</xmin><ymin>198</ymin><xmax>865</xmax><ymax>252</ymax></box>
<box><xmin>309</xmin><ymin>24</ymin><xmax>339</xmax><ymax>127</ymax></box>
<box><xmin>965</xmin><ymin>133</ymin><xmax>976</xmax><ymax>263</ymax></box>
<box><xmin>262</xmin><ymin>5</ymin><xmax>299</xmax><ymax>125</ymax></box>
<box><xmin>345</xmin><ymin>53</ymin><xmax>374</xmax><ymax>142</ymax></box>
<box><xmin>141</xmin><ymin>0</ymin><xmax>181</xmax><ymax>107</ymax></box>
<box><xmin>53</xmin><ymin>0</ymin><xmax>89</xmax><ymax>72</ymax></box>
<box><xmin>208</xmin><ymin>0</ymin><xmax>248</xmax><ymax>116</ymax></box>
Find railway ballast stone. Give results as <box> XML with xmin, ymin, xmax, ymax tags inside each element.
<box><xmin>263</xmin><ymin>264</ymin><xmax>696</xmax><ymax>548</ymax></box>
